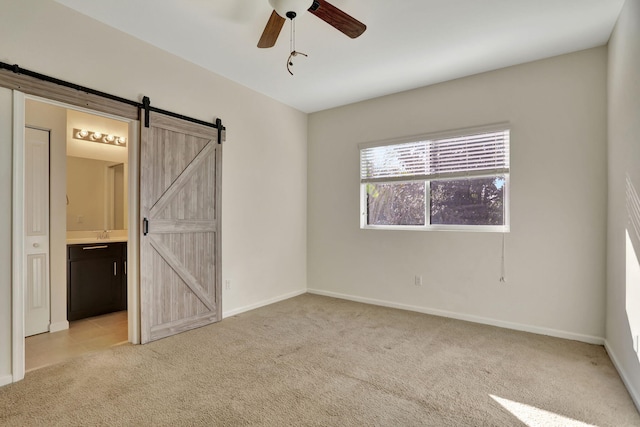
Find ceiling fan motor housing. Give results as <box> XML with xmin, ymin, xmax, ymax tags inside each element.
<box><xmin>269</xmin><ymin>0</ymin><xmax>314</xmax><ymax>19</ymax></box>
<box><xmin>258</xmin><ymin>0</ymin><xmax>366</xmax><ymax>49</ymax></box>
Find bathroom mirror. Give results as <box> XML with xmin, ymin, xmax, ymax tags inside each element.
<box><xmin>66</xmin><ymin>156</ymin><xmax>127</xmax><ymax>231</ymax></box>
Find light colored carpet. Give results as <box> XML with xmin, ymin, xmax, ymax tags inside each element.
<box><xmin>1</xmin><ymin>294</ymin><xmax>638</xmax><ymax>426</ymax></box>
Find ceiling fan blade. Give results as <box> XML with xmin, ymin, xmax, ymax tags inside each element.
<box><xmin>258</xmin><ymin>10</ymin><xmax>286</xmax><ymax>48</ymax></box>
<box><xmin>309</xmin><ymin>0</ymin><xmax>366</xmax><ymax>39</ymax></box>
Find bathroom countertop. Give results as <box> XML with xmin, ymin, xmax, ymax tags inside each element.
<box><xmin>66</xmin><ymin>237</ymin><xmax>128</xmax><ymax>245</ymax></box>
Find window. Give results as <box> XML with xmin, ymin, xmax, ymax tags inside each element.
<box><xmin>360</xmin><ymin>125</ymin><xmax>510</xmax><ymax>231</ymax></box>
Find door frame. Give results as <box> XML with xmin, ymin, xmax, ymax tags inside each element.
<box><xmin>11</xmin><ymin>91</ymin><xmax>141</xmax><ymax>382</ymax></box>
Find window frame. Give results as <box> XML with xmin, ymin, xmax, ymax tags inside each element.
<box><xmin>359</xmin><ymin>123</ymin><xmax>510</xmax><ymax>232</ymax></box>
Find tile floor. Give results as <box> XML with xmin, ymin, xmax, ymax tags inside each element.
<box><xmin>25</xmin><ymin>310</ymin><xmax>128</xmax><ymax>372</ymax></box>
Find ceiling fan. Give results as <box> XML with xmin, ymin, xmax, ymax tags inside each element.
<box><xmin>258</xmin><ymin>0</ymin><xmax>366</xmax><ymax>48</ymax></box>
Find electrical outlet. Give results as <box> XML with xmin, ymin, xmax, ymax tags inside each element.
<box><xmin>225</xmin><ymin>280</ymin><xmax>231</xmax><ymax>290</ymax></box>
<box><xmin>414</xmin><ymin>275</ymin><xmax>423</xmax><ymax>286</ymax></box>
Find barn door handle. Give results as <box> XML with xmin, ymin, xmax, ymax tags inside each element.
<box><xmin>143</xmin><ymin>218</ymin><xmax>149</xmax><ymax>236</ymax></box>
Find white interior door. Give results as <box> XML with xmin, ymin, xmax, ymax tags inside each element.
<box><xmin>24</xmin><ymin>127</ymin><xmax>50</xmax><ymax>337</ymax></box>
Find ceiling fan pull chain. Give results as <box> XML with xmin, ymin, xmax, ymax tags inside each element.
<box><xmin>290</xmin><ymin>14</ymin><xmax>295</xmax><ymax>53</ymax></box>
<box><xmin>287</xmin><ymin>16</ymin><xmax>308</xmax><ymax>75</ymax></box>
<box><xmin>287</xmin><ymin>50</ymin><xmax>308</xmax><ymax>76</ymax></box>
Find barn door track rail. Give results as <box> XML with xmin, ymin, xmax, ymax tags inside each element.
<box><xmin>0</xmin><ymin>62</ymin><xmax>225</xmax><ymax>143</ymax></box>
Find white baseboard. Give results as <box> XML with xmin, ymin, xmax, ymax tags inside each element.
<box><xmin>0</xmin><ymin>374</ymin><xmax>13</xmax><ymax>387</ymax></box>
<box><xmin>307</xmin><ymin>288</ymin><xmax>605</xmax><ymax>345</ymax></box>
<box><xmin>604</xmin><ymin>340</ymin><xmax>640</xmax><ymax>413</ymax></box>
<box><xmin>49</xmin><ymin>321</ymin><xmax>69</xmax><ymax>333</ymax></box>
<box><xmin>223</xmin><ymin>289</ymin><xmax>306</xmax><ymax>319</ymax></box>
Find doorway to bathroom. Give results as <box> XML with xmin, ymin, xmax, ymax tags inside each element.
<box><xmin>22</xmin><ymin>96</ymin><xmax>136</xmax><ymax>372</ymax></box>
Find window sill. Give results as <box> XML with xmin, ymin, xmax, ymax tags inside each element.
<box><xmin>361</xmin><ymin>224</ymin><xmax>510</xmax><ymax>233</ymax></box>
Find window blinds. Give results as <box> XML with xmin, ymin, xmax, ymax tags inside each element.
<box><xmin>360</xmin><ymin>129</ymin><xmax>509</xmax><ymax>183</ymax></box>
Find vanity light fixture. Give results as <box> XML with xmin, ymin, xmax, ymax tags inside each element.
<box><xmin>73</xmin><ymin>128</ymin><xmax>127</xmax><ymax>147</ymax></box>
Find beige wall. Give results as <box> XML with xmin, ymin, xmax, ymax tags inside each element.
<box><xmin>308</xmin><ymin>47</ymin><xmax>608</xmax><ymax>342</ymax></box>
<box><xmin>606</xmin><ymin>0</ymin><xmax>640</xmax><ymax>407</ymax></box>
<box><xmin>0</xmin><ymin>0</ymin><xmax>308</xmax><ymax>383</ymax></box>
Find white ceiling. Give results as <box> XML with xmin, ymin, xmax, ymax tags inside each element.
<box><xmin>54</xmin><ymin>0</ymin><xmax>625</xmax><ymax>113</ymax></box>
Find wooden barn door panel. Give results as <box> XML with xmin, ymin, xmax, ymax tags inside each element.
<box><xmin>140</xmin><ymin>112</ymin><xmax>221</xmax><ymax>343</ymax></box>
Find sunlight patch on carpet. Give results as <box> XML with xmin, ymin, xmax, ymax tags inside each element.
<box><xmin>490</xmin><ymin>395</ymin><xmax>598</xmax><ymax>427</ymax></box>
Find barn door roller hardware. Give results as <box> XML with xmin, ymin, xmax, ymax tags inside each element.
<box><xmin>140</xmin><ymin>96</ymin><xmax>224</xmax><ymax>143</ymax></box>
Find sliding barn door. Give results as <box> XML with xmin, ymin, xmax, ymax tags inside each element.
<box><xmin>140</xmin><ymin>112</ymin><xmax>222</xmax><ymax>344</ymax></box>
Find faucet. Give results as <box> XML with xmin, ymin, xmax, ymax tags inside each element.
<box><xmin>97</xmin><ymin>230</ymin><xmax>111</xmax><ymax>240</ymax></box>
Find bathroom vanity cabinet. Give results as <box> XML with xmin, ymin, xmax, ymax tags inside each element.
<box><xmin>67</xmin><ymin>242</ymin><xmax>127</xmax><ymax>321</ymax></box>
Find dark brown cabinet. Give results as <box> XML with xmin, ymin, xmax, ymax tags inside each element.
<box><xmin>67</xmin><ymin>242</ymin><xmax>127</xmax><ymax>321</ymax></box>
